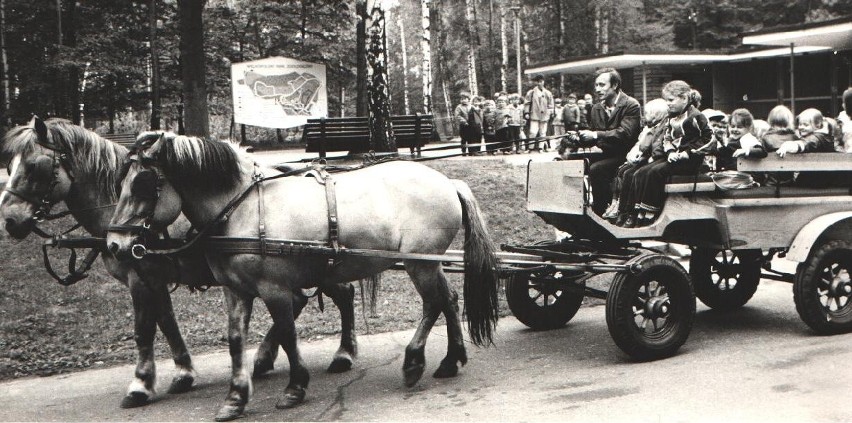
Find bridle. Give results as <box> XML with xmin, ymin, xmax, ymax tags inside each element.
<box><xmin>107</xmin><ymin>152</ymin><xmax>167</xmax><ymax>259</ymax></box>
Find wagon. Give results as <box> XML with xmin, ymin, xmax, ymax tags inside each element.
<box><xmin>512</xmin><ymin>152</ymin><xmax>852</xmax><ymax>360</ymax></box>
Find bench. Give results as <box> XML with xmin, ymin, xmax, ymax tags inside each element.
<box><xmin>303</xmin><ymin>114</ymin><xmax>436</xmax><ymax>158</ymax></box>
<box><xmin>101</xmin><ymin>133</ymin><xmax>137</xmax><ymax>148</ymax></box>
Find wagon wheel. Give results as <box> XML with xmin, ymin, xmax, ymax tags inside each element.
<box><xmin>690</xmin><ymin>249</ymin><xmax>762</xmax><ymax>311</ymax></box>
<box><xmin>793</xmin><ymin>240</ymin><xmax>852</xmax><ymax>334</ymax></box>
<box><xmin>506</xmin><ymin>269</ymin><xmax>584</xmax><ymax>331</ymax></box>
<box><xmin>606</xmin><ymin>253</ymin><xmax>695</xmax><ymax>361</ymax></box>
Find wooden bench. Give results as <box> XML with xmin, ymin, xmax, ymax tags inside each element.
<box><xmin>303</xmin><ymin>114</ymin><xmax>436</xmax><ymax>158</ymax></box>
<box><xmin>101</xmin><ymin>133</ymin><xmax>137</xmax><ymax>148</ymax></box>
<box><xmin>736</xmin><ymin>152</ymin><xmax>852</xmax><ymax>172</ymax></box>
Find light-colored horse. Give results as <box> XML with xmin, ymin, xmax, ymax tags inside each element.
<box><xmin>106</xmin><ymin>132</ymin><xmax>500</xmax><ymax>421</ymax></box>
<box><xmin>0</xmin><ymin>118</ymin><xmax>360</xmax><ymax>409</ymax></box>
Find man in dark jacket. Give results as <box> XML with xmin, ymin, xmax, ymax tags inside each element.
<box><xmin>577</xmin><ymin>67</ymin><xmax>641</xmax><ymax>215</ymax></box>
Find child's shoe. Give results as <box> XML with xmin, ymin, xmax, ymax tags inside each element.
<box><xmin>602</xmin><ymin>200</ymin><xmax>620</xmax><ymax>220</ymax></box>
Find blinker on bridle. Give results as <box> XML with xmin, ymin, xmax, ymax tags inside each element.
<box><xmin>108</xmin><ymin>152</ymin><xmax>166</xmax><ymax>259</ymax></box>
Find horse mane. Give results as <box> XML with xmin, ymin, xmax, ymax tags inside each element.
<box><xmin>2</xmin><ymin>118</ymin><xmax>127</xmax><ymax>201</ymax></box>
<box><xmin>159</xmin><ymin>135</ymin><xmax>243</xmax><ymax>193</ymax></box>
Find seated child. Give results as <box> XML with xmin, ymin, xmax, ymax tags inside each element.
<box><xmin>776</xmin><ymin>108</ymin><xmax>841</xmax><ymax>187</ymax></box>
<box><xmin>602</xmin><ymin>98</ymin><xmax>668</xmax><ymax>223</ymax></box>
<box><xmin>755</xmin><ymin>105</ymin><xmax>798</xmax><ymax>186</ymax></box>
<box><xmin>627</xmin><ymin>81</ymin><xmax>712</xmax><ymax>227</ymax></box>
<box><xmin>716</xmin><ymin>108</ymin><xmax>762</xmax><ymax>167</ymax></box>
<box><xmin>752</xmin><ymin>119</ymin><xmax>770</xmax><ymax>140</ymax></box>
<box><xmin>701</xmin><ymin>109</ymin><xmax>727</xmax><ymax>171</ymax></box>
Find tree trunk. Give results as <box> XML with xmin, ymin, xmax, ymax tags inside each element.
<box><xmin>65</xmin><ymin>0</ymin><xmax>80</xmax><ymax>124</ymax></box>
<box><xmin>420</xmin><ymin>0</ymin><xmax>432</xmax><ymax>114</ymax></box>
<box><xmin>356</xmin><ymin>0</ymin><xmax>368</xmax><ymax>116</ymax></box>
<box><xmin>0</xmin><ymin>0</ymin><xmax>9</xmax><ymax>128</ymax></box>
<box><xmin>600</xmin><ymin>2</ymin><xmax>610</xmax><ymax>54</ymax></box>
<box><xmin>433</xmin><ymin>0</ymin><xmax>452</xmax><ymax>127</ymax></box>
<box><xmin>365</xmin><ymin>0</ymin><xmax>395</xmax><ymax>152</ymax></box>
<box><xmin>178</xmin><ymin>0</ymin><xmax>209</xmax><ymax>138</ymax></box>
<box><xmin>149</xmin><ymin>0</ymin><xmax>161</xmax><ymax>130</ymax></box>
<box><xmin>464</xmin><ymin>0</ymin><xmax>478</xmax><ymax>96</ymax></box>
<box><xmin>396</xmin><ymin>13</ymin><xmax>410</xmax><ymax>115</ymax></box>
<box><xmin>555</xmin><ymin>0</ymin><xmax>564</xmax><ymax>96</ymax></box>
<box><xmin>500</xmin><ymin>7</ymin><xmax>507</xmax><ymax>93</ymax></box>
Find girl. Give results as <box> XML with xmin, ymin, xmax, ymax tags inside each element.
<box><xmin>493</xmin><ymin>95</ymin><xmax>513</xmax><ymax>154</ymax></box>
<box><xmin>716</xmin><ymin>108</ymin><xmax>762</xmax><ymax>168</ymax></box>
<box><xmin>482</xmin><ymin>99</ymin><xmax>499</xmax><ymax>155</ymax></box>
<box><xmin>627</xmin><ymin>81</ymin><xmax>712</xmax><ymax>227</ymax></box>
<box><xmin>508</xmin><ymin>93</ymin><xmax>524</xmax><ymax>153</ymax></box>
<box><xmin>755</xmin><ymin>105</ymin><xmax>798</xmax><ymax>186</ymax></box>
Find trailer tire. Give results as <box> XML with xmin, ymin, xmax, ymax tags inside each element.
<box><xmin>793</xmin><ymin>240</ymin><xmax>852</xmax><ymax>335</ymax></box>
<box><xmin>506</xmin><ymin>270</ymin><xmax>584</xmax><ymax>331</ymax></box>
<box><xmin>690</xmin><ymin>249</ymin><xmax>762</xmax><ymax>311</ymax></box>
<box><xmin>606</xmin><ymin>254</ymin><xmax>695</xmax><ymax>361</ymax></box>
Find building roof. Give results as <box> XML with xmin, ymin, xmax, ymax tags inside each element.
<box><xmin>741</xmin><ymin>15</ymin><xmax>852</xmax><ymax>50</ymax></box>
<box><xmin>525</xmin><ymin>46</ymin><xmax>832</xmax><ymax>76</ymax></box>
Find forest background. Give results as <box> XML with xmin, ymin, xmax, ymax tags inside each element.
<box><xmin>1</xmin><ymin>0</ymin><xmax>851</xmax><ymax>145</ymax></box>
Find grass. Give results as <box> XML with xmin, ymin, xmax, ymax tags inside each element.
<box><xmin>0</xmin><ymin>158</ymin><xmax>563</xmax><ymax>381</ymax></box>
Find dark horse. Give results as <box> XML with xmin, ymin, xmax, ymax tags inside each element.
<box><xmin>106</xmin><ymin>132</ymin><xmax>500</xmax><ymax>421</ymax></box>
<box><xmin>0</xmin><ymin>118</ymin><xmax>361</xmax><ymax>409</ymax></box>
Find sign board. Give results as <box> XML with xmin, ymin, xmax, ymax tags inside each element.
<box><xmin>231</xmin><ymin>57</ymin><xmax>328</xmax><ymax>129</ymax></box>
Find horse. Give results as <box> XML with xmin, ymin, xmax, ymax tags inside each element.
<box><xmin>105</xmin><ymin>131</ymin><xmax>500</xmax><ymax>421</ymax></box>
<box><xmin>0</xmin><ymin>117</ymin><xmax>362</xmax><ymax>409</ymax></box>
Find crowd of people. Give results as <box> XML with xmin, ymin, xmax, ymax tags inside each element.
<box><xmin>455</xmin><ymin>67</ymin><xmax>852</xmax><ymax>229</ymax></box>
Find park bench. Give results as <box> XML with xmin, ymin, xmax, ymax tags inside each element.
<box><xmin>303</xmin><ymin>114</ymin><xmax>436</xmax><ymax>158</ymax></box>
<box><xmin>101</xmin><ymin>133</ymin><xmax>137</xmax><ymax>148</ymax></box>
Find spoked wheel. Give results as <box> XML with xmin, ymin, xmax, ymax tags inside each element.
<box><xmin>794</xmin><ymin>240</ymin><xmax>852</xmax><ymax>334</ymax></box>
<box><xmin>606</xmin><ymin>254</ymin><xmax>695</xmax><ymax>361</ymax></box>
<box><xmin>506</xmin><ymin>269</ymin><xmax>585</xmax><ymax>331</ymax></box>
<box><xmin>690</xmin><ymin>249</ymin><xmax>762</xmax><ymax>311</ymax></box>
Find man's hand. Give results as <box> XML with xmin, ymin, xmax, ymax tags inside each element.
<box><xmin>578</xmin><ymin>130</ymin><xmax>597</xmax><ymax>143</ymax></box>
<box><xmin>776</xmin><ymin>141</ymin><xmax>800</xmax><ymax>157</ymax></box>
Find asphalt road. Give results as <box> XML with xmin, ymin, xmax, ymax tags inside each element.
<box><xmin>2</xmin><ymin>272</ymin><xmax>852</xmax><ymax>422</ymax></box>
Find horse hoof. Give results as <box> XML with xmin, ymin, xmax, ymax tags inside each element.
<box><xmin>119</xmin><ymin>392</ymin><xmax>152</xmax><ymax>409</ymax></box>
<box><xmin>403</xmin><ymin>364</ymin><xmax>425</xmax><ymax>388</ymax></box>
<box><xmin>252</xmin><ymin>360</ymin><xmax>274</xmax><ymax>377</ymax></box>
<box><xmin>275</xmin><ymin>387</ymin><xmax>306</xmax><ymax>409</ymax></box>
<box><xmin>327</xmin><ymin>357</ymin><xmax>353</xmax><ymax>373</ymax></box>
<box><xmin>167</xmin><ymin>374</ymin><xmax>195</xmax><ymax>394</ymax></box>
<box><xmin>432</xmin><ymin>363</ymin><xmax>459</xmax><ymax>379</ymax></box>
<box><xmin>214</xmin><ymin>404</ymin><xmax>244</xmax><ymax>422</ymax></box>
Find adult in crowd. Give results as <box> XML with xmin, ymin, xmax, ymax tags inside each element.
<box><xmin>524</xmin><ymin>75</ymin><xmax>555</xmax><ymax>152</ymax></box>
<box><xmin>576</xmin><ymin>67</ymin><xmax>641</xmax><ymax>216</ymax></box>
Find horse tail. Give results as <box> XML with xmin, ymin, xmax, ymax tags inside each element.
<box><xmin>358</xmin><ymin>273</ymin><xmax>381</xmax><ymax>317</ymax></box>
<box><xmin>452</xmin><ymin>179</ymin><xmax>500</xmax><ymax>346</ymax></box>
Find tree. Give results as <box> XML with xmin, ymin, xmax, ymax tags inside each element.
<box><xmin>420</xmin><ymin>0</ymin><xmax>433</xmax><ymax>114</ymax></box>
<box><xmin>464</xmin><ymin>0</ymin><xmax>479</xmax><ymax>96</ymax></box>
<box><xmin>364</xmin><ymin>0</ymin><xmax>395</xmax><ymax>152</ymax></box>
<box><xmin>178</xmin><ymin>0</ymin><xmax>209</xmax><ymax>137</ymax></box>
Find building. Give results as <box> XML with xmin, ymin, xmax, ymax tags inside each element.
<box><xmin>526</xmin><ymin>16</ymin><xmax>852</xmax><ymax>119</ymax></box>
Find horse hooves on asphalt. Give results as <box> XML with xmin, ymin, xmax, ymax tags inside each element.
<box><xmin>119</xmin><ymin>391</ymin><xmax>153</xmax><ymax>409</ymax></box>
<box><xmin>167</xmin><ymin>374</ymin><xmax>195</xmax><ymax>394</ymax></box>
<box><xmin>326</xmin><ymin>356</ymin><xmax>353</xmax><ymax>373</ymax></box>
<box><xmin>275</xmin><ymin>387</ymin><xmax>306</xmax><ymax>409</ymax></box>
<box><xmin>214</xmin><ymin>404</ymin><xmax>245</xmax><ymax>422</ymax></box>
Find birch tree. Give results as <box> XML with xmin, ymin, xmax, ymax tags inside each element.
<box><xmin>396</xmin><ymin>13</ymin><xmax>409</xmax><ymax>115</ymax></box>
<box><xmin>0</xmin><ymin>0</ymin><xmax>8</xmax><ymax>128</ymax></box>
<box><xmin>500</xmin><ymin>6</ymin><xmax>508</xmax><ymax>93</ymax></box>
<box><xmin>464</xmin><ymin>0</ymin><xmax>478</xmax><ymax>96</ymax></box>
<box><xmin>420</xmin><ymin>0</ymin><xmax>432</xmax><ymax>114</ymax></box>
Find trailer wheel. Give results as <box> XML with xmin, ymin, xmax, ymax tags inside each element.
<box><xmin>793</xmin><ymin>240</ymin><xmax>852</xmax><ymax>334</ymax></box>
<box><xmin>506</xmin><ymin>270</ymin><xmax>584</xmax><ymax>330</ymax></box>
<box><xmin>690</xmin><ymin>249</ymin><xmax>762</xmax><ymax>311</ymax></box>
<box><xmin>606</xmin><ymin>254</ymin><xmax>695</xmax><ymax>361</ymax></box>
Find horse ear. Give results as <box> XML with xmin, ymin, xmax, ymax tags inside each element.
<box><xmin>141</xmin><ymin>132</ymin><xmax>167</xmax><ymax>160</ymax></box>
<box><xmin>32</xmin><ymin>116</ymin><xmax>49</xmax><ymax>145</ymax></box>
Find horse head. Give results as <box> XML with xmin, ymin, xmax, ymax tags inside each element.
<box><xmin>0</xmin><ymin>116</ymin><xmax>76</xmax><ymax>239</ymax></box>
<box><xmin>107</xmin><ymin>132</ymin><xmax>183</xmax><ymax>260</ymax></box>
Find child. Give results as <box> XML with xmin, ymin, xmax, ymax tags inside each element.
<box><xmin>466</xmin><ymin>96</ymin><xmax>485</xmax><ymax>155</ymax></box>
<box><xmin>454</xmin><ymin>92</ymin><xmax>473</xmax><ymax>156</ymax></box>
<box><xmin>603</xmin><ymin>98</ymin><xmax>668</xmax><ymax>224</ymax></box>
<box><xmin>776</xmin><ymin>108</ymin><xmax>838</xmax><ymax>187</ymax></box>
<box><xmin>701</xmin><ymin>108</ymin><xmax>727</xmax><ymax>171</ymax></box>
<box><xmin>756</xmin><ymin>105</ymin><xmax>798</xmax><ymax>186</ymax></box>
<box><xmin>576</xmin><ymin>98</ymin><xmax>589</xmax><ymax>129</ymax></box>
<box><xmin>563</xmin><ymin>93</ymin><xmax>581</xmax><ymax>132</ymax></box>
<box><xmin>627</xmin><ymin>81</ymin><xmax>712</xmax><ymax>227</ymax></box>
<box><xmin>716</xmin><ymin>108</ymin><xmax>762</xmax><ymax>170</ymax></box>
<box><xmin>839</xmin><ymin>88</ymin><xmax>852</xmax><ymax>152</ymax></box>
<box><xmin>482</xmin><ymin>99</ymin><xmax>498</xmax><ymax>154</ymax></box>
<box><xmin>551</xmin><ymin>98</ymin><xmax>566</xmax><ymax>137</ymax></box>
<box><xmin>508</xmin><ymin>93</ymin><xmax>524</xmax><ymax>153</ymax></box>
<box><xmin>493</xmin><ymin>95</ymin><xmax>513</xmax><ymax>154</ymax></box>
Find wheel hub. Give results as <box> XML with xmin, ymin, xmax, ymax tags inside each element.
<box><xmin>644</xmin><ymin>295</ymin><xmax>671</xmax><ymax>319</ymax></box>
<box><xmin>829</xmin><ymin>271</ymin><xmax>852</xmax><ymax>298</ymax></box>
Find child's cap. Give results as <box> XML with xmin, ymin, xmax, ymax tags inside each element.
<box><xmin>568</xmin><ymin>93</ymin><xmax>577</xmax><ymax>100</ymax></box>
<box><xmin>701</xmin><ymin>108</ymin><xmax>726</xmax><ymax>122</ymax></box>
<box><xmin>554</xmin><ymin>98</ymin><xmax>563</xmax><ymax>104</ymax></box>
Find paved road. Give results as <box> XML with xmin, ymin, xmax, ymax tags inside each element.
<box><xmin>2</xmin><ymin>273</ymin><xmax>851</xmax><ymax>422</ymax></box>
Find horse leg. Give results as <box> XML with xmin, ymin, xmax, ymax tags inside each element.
<box><xmin>259</xmin><ymin>289</ymin><xmax>310</xmax><ymax>410</ymax></box>
<box><xmin>323</xmin><ymin>282</ymin><xmax>358</xmax><ymax>373</ymax></box>
<box><xmin>401</xmin><ymin>261</ymin><xmax>445</xmax><ymax>388</ymax></box>
<box><xmin>120</xmin><ymin>276</ymin><xmax>160</xmax><ymax>408</ymax></box>
<box><xmin>433</xmin><ymin>287</ymin><xmax>468</xmax><ymax>379</ymax></box>
<box><xmin>252</xmin><ymin>289</ymin><xmax>308</xmax><ymax>376</ymax></box>
<box><xmin>152</xmin><ymin>283</ymin><xmax>196</xmax><ymax>394</ymax></box>
<box><xmin>214</xmin><ymin>289</ymin><xmax>254</xmax><ymax>422</ymax></box>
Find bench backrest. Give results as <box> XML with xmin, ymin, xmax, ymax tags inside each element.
<box><xmin>303</xmin><ymin>114</ymin><xmax>436</xmax><ymax>154</ymax></box>
<box><xmin>101</xmin><ymin>133</ymin><xmax>137</xmax><ymax>148</ymax></box>
<box><xmin>737</xmin><ymin>152</ymin><xmax>852</xmax><ymax>172</ymax></box>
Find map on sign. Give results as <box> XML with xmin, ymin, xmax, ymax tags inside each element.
<box><xmin>231</xmin><ymin>57</ymin><xmax>328</xmax><ymax>129</ymax></box>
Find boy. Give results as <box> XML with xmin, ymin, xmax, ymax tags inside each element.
<box><xmin>454</xmin><ymin>93</ymin><xmax>473</xmax><ymax>155</ymax></box>
<box><xmin>551</xmin><ymin>98</ymin><xmax>566</xmax><ymax>137</ymax></box>
<box><xmin>563</xmin><ymin>93</ymin><xmax>581</xmax><ymax>132</ymax></box>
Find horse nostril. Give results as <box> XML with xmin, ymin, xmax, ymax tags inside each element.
<box><xmin>108</xmin><ymin>242</ymin><xmax>120</xmax><ymax>256</ymax></box>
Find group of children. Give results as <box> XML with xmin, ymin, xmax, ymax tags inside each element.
<box><xmin>454</xmin><ymin>91</ymin><xmax>592</xmax><ymax>156</ymax></box>
<box><xmin>600</xmin><ymin>83</ymin><xmax>852</xmax><ymax>228</ymax></box>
